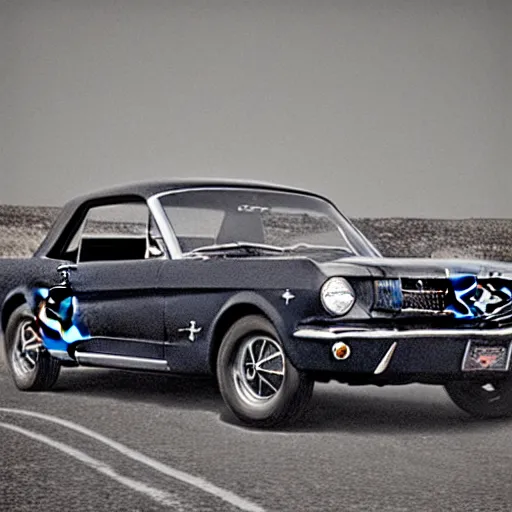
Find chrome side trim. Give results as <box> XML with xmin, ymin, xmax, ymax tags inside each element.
<box><xmin>78</xmin><ymin>335</ymin><xmax>163</xmax><ymax>346</ymax></box>
<box><xmin>147</xmin><ymin>195</ymin><xmax>182</xmax><ymax>259</ymax></box>
<box><xmin>374</xmin><ymin>342</ymin><xmax>398</xmax><ymax>374</ymax></box>
<box><xmin>75</xmin><ymin>352</ymin><xmax>169</xmax><ymax>371</ymax></box>
<box><xmin>401</xmin><ymin>308</ymin><xmax>452</xmax><ymax>315</ymax></box>
<box><xmin>293</xmin><ymin>325</ymin><xmax>512</xmax><ymax>341</ymax></box>
<box><xmin>48</xmin><ymin>349</ymin><xmax>74</xmax><ymax>362</ymax></box>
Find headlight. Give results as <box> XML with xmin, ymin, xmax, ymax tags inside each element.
<box><xmin>321</xmin><ymin>277</ymin><xmax>355</xmax><ymax>316</ymax></box>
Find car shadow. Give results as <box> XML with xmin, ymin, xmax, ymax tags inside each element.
<box><xmin>54</xmin><ymin>367</ymin><xmax>223</xmax><ymax>412</ymax></box>
<box><xmin>252</xmin><ymin>387</ymin><xmax>498</xmax><ymax>434</ymax></box>
<box><xmin>53</xmin><ymin>368</ymin><xmax>506</xmax><ymax>435</ymax></box>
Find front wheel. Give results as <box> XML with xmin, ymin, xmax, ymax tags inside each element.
<box><xmin>445</xmin><ymin>378</ymin><xmax>512</xmax><ymax>419</ymax></box>
<box><xmin>5</xmin><ymin>304</ymin><xmax>61</xmax><ymax>391</ymax></box>
<box><xmin>216</xmin><ymin>315</ymin><xmax>314</xmax><ymax>428</ymax></box>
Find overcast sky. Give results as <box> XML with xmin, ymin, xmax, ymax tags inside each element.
<box><xmin>0</xmin><ymin>0</ymin><xmax>510</xmax><ymax>218</ymax></box>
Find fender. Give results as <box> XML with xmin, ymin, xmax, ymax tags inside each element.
<box><xmin>1</xmin><ymin>287</ymin><xmax>36</xmax><ymax>335</ymax></box>
<box><xmin>208</xmin><ymin>291</ymin><xmax>290</xmax><ymax>369</ymax></box>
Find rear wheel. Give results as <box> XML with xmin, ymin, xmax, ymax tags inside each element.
<box><xmin>445</xmin><ymin>378</ymin><xmax>512</xmax><ymax>419</ymax></box>
<box><xmin>216</xmin><ymin>315</ymin><xmax>314</xmax><ymax>427</ymax></box>
<box><xmin>5</xmin><ymin>304</ymin><xmax>61</xmax><ymax>391</ymax></box>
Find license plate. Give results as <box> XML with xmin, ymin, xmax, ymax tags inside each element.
<box><xmin>462</xmin><ymin>342</ymin><xmax>512</xmax><ymax>372</ymax></box>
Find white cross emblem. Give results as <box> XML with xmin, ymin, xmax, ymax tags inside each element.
<box><xmin>282</xmin><ymin>289</ymin><xmax>295</xmax><ymax>305</ymax></box>
<box><xmin>178</xmin><ymin>321</ymin><xmax>202</xmax><ymax>342</ymax></box>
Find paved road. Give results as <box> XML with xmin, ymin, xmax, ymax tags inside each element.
<box><xmin>1</xmin><ymin>352</ymin><xmax>512</xmax><ymax>512</ymax></box>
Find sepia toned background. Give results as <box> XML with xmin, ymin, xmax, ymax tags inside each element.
<box><xmin>1</xmin><ymin>0</ymin><xmax>511</xmax><ymax>219</ymax></box>
<box><xmin>2</xmin><ymin>3</ymin><xmax>512</xmax><ymax>512</ymax></box>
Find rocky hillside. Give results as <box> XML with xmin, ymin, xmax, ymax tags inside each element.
<box><xmin>1</xmin><ymin>205</ymin><xmax>511</xmax><ymax>261</ymax></box>
<box><xmin>354</xmin><ymin>217</ymin><xmax>512</xmax><ymax>262</ymax></box>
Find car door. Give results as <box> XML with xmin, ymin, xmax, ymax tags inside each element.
<box><xmin>55</xmin><ymin>200</ymin><xmax>167</xmax><ymax>361</ymax></box>
<box><xmin>157</xmin><ymin>203</ymin><xmax>229</xmax><ymax>374</ymax></box>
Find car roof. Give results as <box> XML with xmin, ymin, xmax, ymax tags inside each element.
<box><xmin>35</xmin><ymin>179</ymin><xmax>330</xmax><ymax>257</ymax></box>
<box><xmin>67</xmin><ymin>179</ymin><xmax>321</xmax><ymax>203</ymax></box>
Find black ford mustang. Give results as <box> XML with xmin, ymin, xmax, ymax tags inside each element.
<box><xmin>2</xmin><ymin>180</ymin><xmax>512</xmax><ymax>427</ymax></box>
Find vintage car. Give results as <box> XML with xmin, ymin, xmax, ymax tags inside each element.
<box><xmin>1</xmin><ymin>180</ymin><xmax>512</xmax><ymax>427</ymax></box>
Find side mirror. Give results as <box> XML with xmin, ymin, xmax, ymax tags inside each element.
<box><xmin>147</xmin><ymin>245</ymin><xmax>164</xmax><ymax>258</ymax></box>
<box><xmin>57</xmin><ymin>264</ymin><xmax>77</xmax><ymax>284</ymax></box>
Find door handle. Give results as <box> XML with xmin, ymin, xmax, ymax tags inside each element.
<box><xmin>57</xmin><ymin>263</ymin><xmax>78</xmax><ymax>273</ymax></box>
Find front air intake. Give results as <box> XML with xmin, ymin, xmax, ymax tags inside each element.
<box><xmin>374</xmin><ymin>278</ymin><xmax>448</xmax><ymax>314</ymax></box>
<box><xmin>401</xmin><ymin>279</ymin><xmax>448</xmax><ymax>313</ymax></box>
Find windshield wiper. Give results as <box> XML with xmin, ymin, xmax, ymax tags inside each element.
<box><xmin>182</xmin><ymin>241</ymin><xmax>354</xmax><ymax>258</ymax></box>
<box><xmin>183</xmin><ymin>242</ymin><xmax>286</xmax><ymax>257</ymax></box>
<box><xmin>281</xmin><ymin>243</ymin><xmax>354</xmax><ymax>255</ymax></box>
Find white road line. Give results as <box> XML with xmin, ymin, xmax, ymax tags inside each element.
<box><xmin>0</xmin><ymin>422</ymin><xmax>187</xmax><ymax>510</ymax></box>
<box><xmin>0</xmin><ymin>408</ymin><xmax>264</xmax><ymax>512</ymax></box>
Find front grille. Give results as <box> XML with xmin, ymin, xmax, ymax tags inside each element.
<box><xmin>402</xmin><ymin>289</ymin><xmax>447</xmax><ymax>312</ymax></box>
<box><xmin>374</xmin><ymin>276</ymin><xmax>512</xmax><ymax>318</ymax></box>
<box><xmin>401</xmin><ymin>279</ymin><xmax>448</xmax><ymax>313</ymax></box>
<box><xmin>374</xmin><ymin>278</ymin><xmax>449</xmax><ymax>314</ymax></box>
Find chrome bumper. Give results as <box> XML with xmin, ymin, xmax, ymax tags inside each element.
<box><xmin>293</xmin><ymin>325</ymin><xmax>512</xmax><ymax>341</ymax></box>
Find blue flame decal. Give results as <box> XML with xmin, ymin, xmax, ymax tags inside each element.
<box><xmin>34</xmin><ymin>287</ymin><xmax>90</xmax><ymax>353</ymax></box>
<box><xmin>446</xmin><ymin>274</ymin><xmax>512</xmax><ymax>319</ymax></box>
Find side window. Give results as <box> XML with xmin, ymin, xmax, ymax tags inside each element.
<box><xmin>63</xmin><ymin>202</ymin><xmax>164</xmax><ymax>263</ymax></box>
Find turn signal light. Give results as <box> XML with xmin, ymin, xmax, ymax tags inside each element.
<box><xmin>332</xmin><ymin>342</ymin><xmax>351</xmax><ymax>360</ymax></box>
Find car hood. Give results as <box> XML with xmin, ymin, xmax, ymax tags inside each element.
<box><xmin>318</xmin><ymin>256</ymin><xmax>512</xmax><ymax>279</ymax></box>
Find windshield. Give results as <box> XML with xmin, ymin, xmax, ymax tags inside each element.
<box><xmin>158</xmin><ymin>188</ymin><xmax>380</xmax><ymax>259</ymax></box>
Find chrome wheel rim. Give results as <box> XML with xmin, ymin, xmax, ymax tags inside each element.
<box><xmin>233</xmin><ymin>335</ymin><xmax>286</xmax><ymax>405</ymax></box>
<box><xmin>11</xmin><ymin>319</ymin><xmax>41</xmax><ymax>377</ymax></box>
